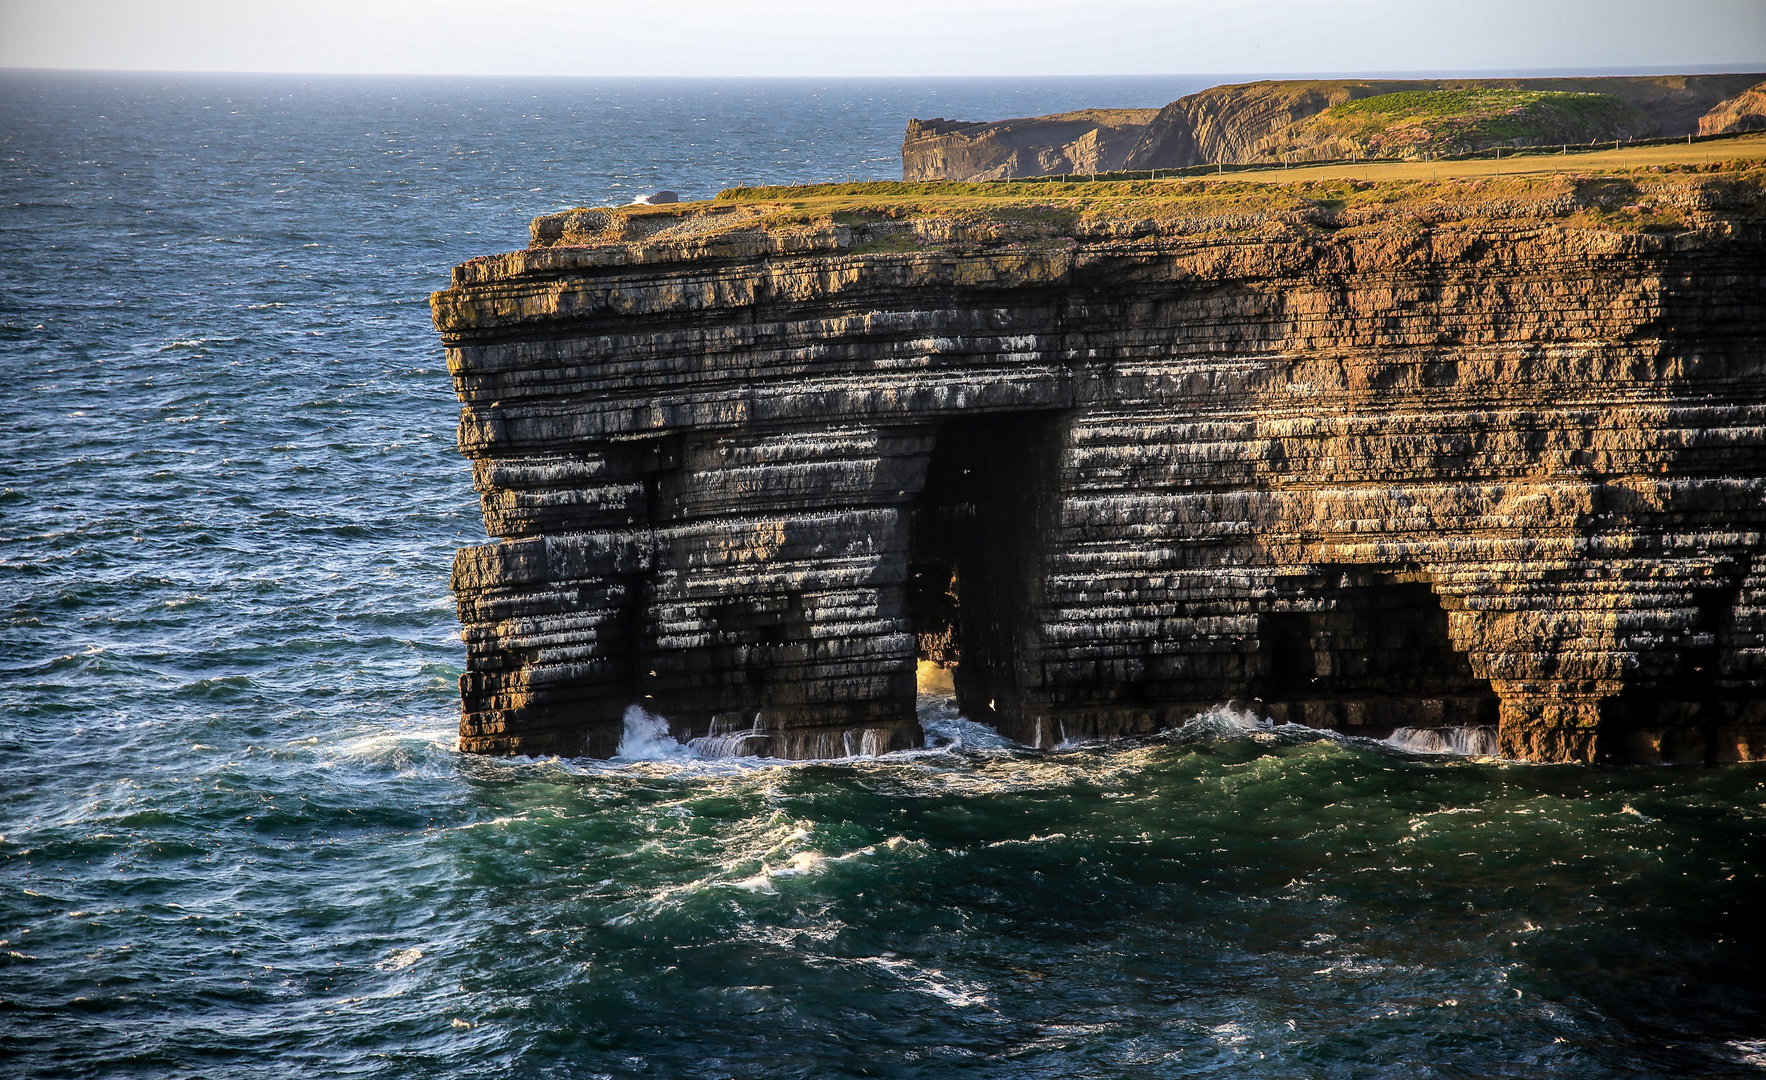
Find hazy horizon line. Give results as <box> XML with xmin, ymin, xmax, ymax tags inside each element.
<box><xmin>4</xmin><ymin>63</ymin><xmax>1763</xmax><ymax>82</ymax></box>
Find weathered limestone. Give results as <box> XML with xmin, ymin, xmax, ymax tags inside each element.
<box><xmin>434</xmin><ymin>167</ymin><xmax>1766</xmax><ymax>764</ymax></box>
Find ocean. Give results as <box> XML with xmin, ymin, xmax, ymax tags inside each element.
<box><xmin>2</xmin><ymin>70</ymin><xmax>1763</xmax><ymax>1078</ymax></box>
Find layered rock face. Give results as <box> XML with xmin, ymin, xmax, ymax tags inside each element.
<box><xmin>1701</xmin><ymin>81</ymin><xmax>1766</xmax><ymax>136</ymax></box>
<box><xmin>903</xmin><ymin>76</ymin><xmax>1764</xmax><ymax>180</ymax></box>
<box><xmin>901</xmin><ymin>110</ymin><xmax>1159</xmax><ymax>181</ymax></box>
<box><xmin>434</xmin><ymin>168</ymin><xmax>1766</xmax><ymax>764</ymax></box>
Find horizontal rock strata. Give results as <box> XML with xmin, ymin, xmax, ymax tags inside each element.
<box><xmin>434</xmin><ymin>168</ymin><xmax>1766</xmax><ymax>764</ymax></box>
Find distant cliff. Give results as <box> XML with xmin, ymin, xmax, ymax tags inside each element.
<box><xmin>902</xmin><ymin>75</ymin><xmax>1765</xmax><ymax>180</ymax></box>
<box><xmin>900</xmin><ymin>109</ymin><xmax>1158</xmax><ymax>182</ymax></box>
<box><xmin>1700</xmin><ymin>80</ymin><xmax>1766</xmax><ymax>135</ymax></box>
<box><xmin>434</xmin><ymin>157</ymin><xmax>1766</xmax><ymax>765</ymax></box>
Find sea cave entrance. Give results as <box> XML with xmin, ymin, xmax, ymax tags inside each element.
<box><xmin>908</xmin><ymin>412</ymin><xmax>1065</xmax><ymax>740</ymax></box>
<box><xmin>1255</xmin><ymin>565</ymin><xmax>1497</xmax><ymax>738</ymax></box>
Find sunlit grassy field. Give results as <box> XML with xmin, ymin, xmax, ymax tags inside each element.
<box><xmin>526</xmin><ymin>132</ymin><xmax>1766</xmax><ymax>250</ymax></box>
<box><xmin>1217</xmin><ymin>130</ymin><xmax>1766</xmax><ymax>183</ymax></box>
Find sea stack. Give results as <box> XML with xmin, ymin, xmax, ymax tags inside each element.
<box><xmin>433</xmin><ymin>161</ymin><xmax>1766</xmax><ymax>764</ymax></box>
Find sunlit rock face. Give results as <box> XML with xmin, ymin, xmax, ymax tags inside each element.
<box><xmin>432</xmin><ymin>169</ymin><xmax>1766</xmax><ymax>763</ymax></box>
<box><xmin>1699</xmin><ymin>81</ymin><xmax>1766</xmax><ymax>137</ymax></box>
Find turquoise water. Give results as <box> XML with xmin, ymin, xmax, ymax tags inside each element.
<box><xmin>2</xmin><ymin>72</ymin><xmax>1764</xmax><ymax>1078</ymax></box>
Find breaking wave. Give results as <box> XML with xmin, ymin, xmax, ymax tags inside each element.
<box><xmin>1386</xmin><ymin>725</ymin><xmax>1501</xmax><ymax>757</ymax></box>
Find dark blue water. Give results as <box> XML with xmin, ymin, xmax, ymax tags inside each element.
<box><xmin>3</xmin><ymin>70</ymin><xmax>1765</xmax><ymax>1079</ymax></box>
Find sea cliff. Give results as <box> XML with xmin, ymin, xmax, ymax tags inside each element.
<box><xmin>433</xmin><ymin>162</ymin><xmax>1766</xmax><ymax>764</ymax></box>
<box><xmin>904</xmin><ymin>75</ymin><xmax>1765</xmax><ymax>180</ymax></box>
<box><xmin>901</xmin><ymin>109</ymin><xmax>1160</xmax><ymax>181</ymax></box>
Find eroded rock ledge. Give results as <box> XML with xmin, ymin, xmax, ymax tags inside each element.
<box><xmin>433</xmin><ymin>166</ymin><xmax>1766</xmax><ymax>764</ymax></box>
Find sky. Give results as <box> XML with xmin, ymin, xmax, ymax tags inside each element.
<box><xmin>0</xmin><ymin>0</ymin><xmax>1761</xmax><ymax>77</ymax></box>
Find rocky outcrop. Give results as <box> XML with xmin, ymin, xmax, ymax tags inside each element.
<box><xmin>903</xmin><ymin>76</ymin><xmax>1764</xmax><ymax>180</ymax></box>
<box><xmin>1700</xmin><ymin>81</ymin><xmax>1766</xmax><ymax>136</ymax></box>
<box><xmin>433</xmin><ymin>166</ymin><xmax>1766</xmax><ymax>764</ymax></box>
<box><xmin>901</xmin><ymin>110</ymin><xmax>1159</xmax><ymax>181</ymax></box>
<box><xmin>1119</xmin><ymin>80</ymin><xmax>1400</xmax><ymax>170</ymax></box>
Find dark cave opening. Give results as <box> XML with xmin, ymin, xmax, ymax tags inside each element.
<box><xmin>1256</xmin><ymin>566</ymin><xmax>1498</xmax><ymax>736</ymax></box>
<box><xmin>908</xmin><ymin>412</ymin><xmax>1065</xmax><ymax>736</ymax></box>
<box><xmin>1601</xmin><ymin>570</ymin><xmax>1750</xmax><ymax>764</ymax></box>
<box><xmin>613</xmin><ymin>433</ymin><xmax>683</xmax><ymax>715</ymax></box>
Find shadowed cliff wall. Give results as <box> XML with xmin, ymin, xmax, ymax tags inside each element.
<box><xmin>433</xmin><ymin>168</ymin><xmax>1766</xmax><ymax>763</ymax></box>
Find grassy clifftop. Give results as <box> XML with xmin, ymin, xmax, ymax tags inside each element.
<box><xmin>1259</xmin><ymin>89</ymin><xmax>1658</xmax><ymax>162</ymax></box>
<box><xmin>510</xmin><ymin>151</ymin><xmax>1766</xmax><ymax>266</ymax></box>
<box><xmin>1123</xmin><ymin>75</ymin><xmax>1761</xmax><ymax>172</ymax></box>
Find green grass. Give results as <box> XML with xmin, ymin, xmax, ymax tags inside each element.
<box><xmin>527</xmin><ymin>148</ymin><xmax>1766</xmax><ymax>253</ymax></box>
<box><xmin>1332</xmin><ymin>89</ymin><xmax>1616</xmax><ymax>120</ymax></box>
<box><xmin>1268</xmin><ymin>90</ymin><xmax>1656</xmax><ymax>160</ymax></box>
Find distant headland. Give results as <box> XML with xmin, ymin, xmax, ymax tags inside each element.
<box><xmin>902</xmin><ymin>74</ymin><xmax>1766</xmax><ymax>181</ymax></box>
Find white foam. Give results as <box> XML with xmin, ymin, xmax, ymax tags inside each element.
<box><xmin>375</xmin><ymin>947</ymin><xmax>423</xmax><ymax>971</ymax></box>
<box><xmin>1386</xmin><ymin>726</ymin><xmax>1499</xmax><ymax>757</ymax></box>
<box><xmin>850</xmin><ymin>728</ymin><xmax>892</xmax><ymax>757</ymax></box>
<box><xmin>1190</xmin><ymin>702</ymin><xmax>1270</xmax><ymax>730</ymax></box>
<box><xmin>917</xmin><ymin>693</ymin><xmax>1018</xmax><ymax>750</ymax></box>
<box><xmin>1144</xmin><ymin>702</ymin><xmax>1277</xmax><ymax>747</ymax></box>
<box><xmin>610</xmin><ymin>700</ymin><xmax>1503</xmax><ymax>768</ymax></box>
<box><xmin>325</xmin><ymin>720</ymin><xmax>462</xmax><ymax>773</ymax></box>
<box><xmin>925</xmin><ymin>717</ymin><xmax>1021</xmax><ymax>750</ymax></box>
<box><xmin>725</xmin><ymin>843</ymin><xmax>882</xmax><ymax>894</ymax></box>
<box><xmin>614</xmin><ymin>704</ymin><xmax>693</xmax><ymax>760</ymax></box>
<box><xmin>688</xmin><ymin>719</ymin><xmax>771</xmax><ymax>758</ymax></box>
<box><xmin>619</xmin><ymin>705</ymin><xmax>921</xmax><ymax>763</ymax></box>
<box><xmin>861</xmin><ymin>956</ymin><xmax>994</xmax><ymax>1010</ymax></box>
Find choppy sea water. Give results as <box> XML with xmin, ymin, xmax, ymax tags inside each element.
<box><xmin>3</xmin><ymin>71</ymin><xmax>1764</xmax><ymax>1078</ymax></box>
